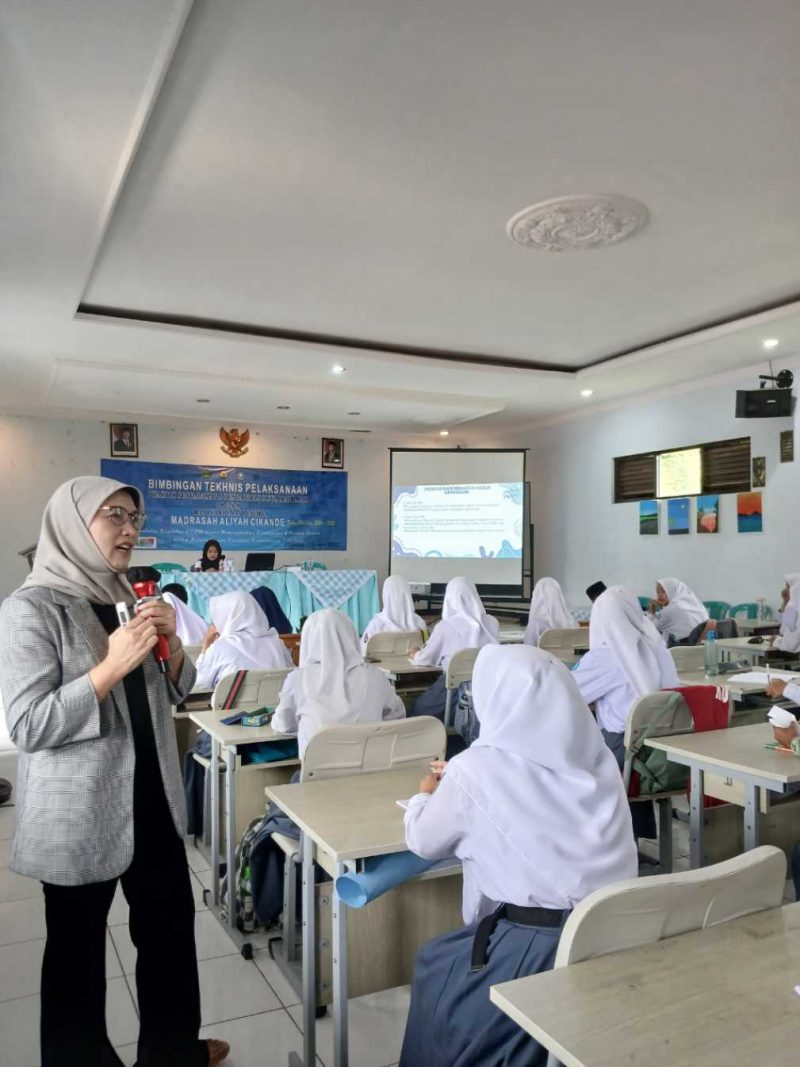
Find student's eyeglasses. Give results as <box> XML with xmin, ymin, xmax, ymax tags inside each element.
<box><xmin>97</xmin><ymin>506</ymin><xmax>147</xmax><ymax>531</ymax></box>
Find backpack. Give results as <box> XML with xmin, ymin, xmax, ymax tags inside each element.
<box><xmin>220</xmin><ymin>815</ymin><xmax>263</xmax><ymax>932</ymax></box>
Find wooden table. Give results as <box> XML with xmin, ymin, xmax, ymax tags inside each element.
<box><xmin>648</xmin><ymin>723</ymin><xmax>800</xmax><ymax>867</ymax></box>
<box><xmin>265</xmin><ymin>767</ymin><xmax>448</xmax><ymax>1067</ymax></box>
<box><xmin>375</xmin><ymin>655</ymin><xmax>441</xmax><ymax>684</ymax></box>
<box><xmin>735</xmin><ymin>617</ymin><xmax>781</xmax><ymax>635</ymax></box>
<box><xmin>490</xmin><ymin>903</ymin><xmax>800</xmax><ymax>1067</ymax></box>
<box><xmin>675</xmin><ymin>668</ymin><xmax>771</xmax><ymax>698</ymax></box>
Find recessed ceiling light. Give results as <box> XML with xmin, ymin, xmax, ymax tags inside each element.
<box><xmin>331</xmin><ymin>364</ymin><xmax>346</xmax><ymax>375</ymax></box>
<box><xmin>196</xmin><ymin>398</ymin><xmax>210</xmax><ymax>403</ymax></box>
<box><xmin>580</xmin><ymin>389</ymin><xmax>594</xmax><ymax>398</ymax></box>
<box><xmin>762</xmin><ymin>338</ymin><xmax>779</xmax><ymax>350</ymax></box>
<box><xmin>277</xmin><ymin>405</ymin><xmax>290</xmax><ymax>410</ymax></box>
<box><xmin>439</xmin><ymin>430</ymin><xmax>450</xmax><ymax>437</ymax></box>
<box><xmin>348</xmin><ymin>411</ymin><xmax>360</xmax><ymax>416</ymax></box>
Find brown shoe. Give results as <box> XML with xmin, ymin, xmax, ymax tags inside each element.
<box><xmin>207</xmin><ymin>1038</ymin><xmax>231</xmax><ymax>1066</ymax></box>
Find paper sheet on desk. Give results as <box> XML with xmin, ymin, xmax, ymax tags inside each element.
<box><xmin>726</xmin><ymin>670</ymin><xmax>800</xmax><ymax>683</ymax></box>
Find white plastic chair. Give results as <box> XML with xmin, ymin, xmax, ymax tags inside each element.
<box><xmin>669</xmin><ymin>644</ymin><xmax>705</xmax><ymax>672</ymax></box>
<box><xmin>537</xmin><ymin>628</ymin><xmax>584</xmax><ymax>664</ymax></box>
<box><xmin>544</xmin><ymin>846</ymin><xmax>786</xmax><ymax>1067</ymax></box>
<box><xmin>210</xmin><ymin>668</ymin><xmax>291</xmax><ymax>713</ymax></box>
<box><xmin>443</xmin><ymin>648</ymin><xmax>480</xmax><ymax>728</ymax></box>
<box><xmin>364</xmin><ymin>630</ymin><xmax>424</xmax><ymax>661</ymax></box>
<box><xmin>183</xmin><ymin>643</ymin><xmax>202</xmax><ymax>664</ymax></box>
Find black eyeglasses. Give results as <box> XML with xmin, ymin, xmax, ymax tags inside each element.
<box><xmin>97</xmin><ymin>506</ymin><xmax>147</xmax><ymax>531</ymax></box>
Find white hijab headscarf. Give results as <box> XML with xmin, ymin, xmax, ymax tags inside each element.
<box><xmin>657</xmin><ymin>577</ymin><xmax>708</xmax><ymax>629</ymax></box>
<box><xmin>454</xmin><ymin>644</ymin><xmax>636</xmax><ymax>909</ymax></box>
<box><xmin>590</xmin><ymin>587</ymin><xmax>665</xmax><ymax>696</ymax></box>
<box><xmin>369</xmin><ymin>576</ymin><xmax>426</xmax><ymax>634</ymax></box>
<box><xmin>440</xmin><ymin>577</ymin><xmax>498</xmax><ymax>646</ymax></box>
<box><xmin>24</xmin><ymin>476</ymin><xmax>141</xmax><ymax>604</ymax></box>
<box><xmin>525</xmin><ymin>577</ymin><xmax>576</xmax><ymax>643</ymax></box>
<box><xmin>163</xmin><ymin>591</ymin><xmax>208</xmax><ymax>645</ymax></box>
<box><xmin>299</xmin><ymin>608</ymin><xmax>370</xmax><ymax>725</ymax></box>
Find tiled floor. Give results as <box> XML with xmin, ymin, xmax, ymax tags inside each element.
<box><xmin>0</xmin><ymin>750</ymin><xmax>404</xmax><ymax>1067</ymax></box>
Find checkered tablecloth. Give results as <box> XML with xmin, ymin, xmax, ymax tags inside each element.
<box><xmin>294</xmin><ymin>569</ymin><xmax>375</xmax><ymax>609</ymax></box>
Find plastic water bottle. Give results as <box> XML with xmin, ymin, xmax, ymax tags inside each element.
<box><xmin>239</xmin><ymin>864</ymin><xmax>255</xmax><ymax>933</ymax></box>
<box><xmin>704</xmin><ymin>629</ymin><xmax>719</xmax><ymax>677</ymax></box>
<box><xmin>757</xmin><ymin>597</ymin><xmax>766</xmax><ymax>621</ymax></box>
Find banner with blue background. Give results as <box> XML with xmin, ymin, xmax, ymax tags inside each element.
<box><xmin>101</xmin><ymin>459</ymin><xmax>347</xmax><ymax>551</ymax></box>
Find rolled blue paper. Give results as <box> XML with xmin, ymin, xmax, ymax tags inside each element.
<box><xmin>335</xmin><ymin>851</ymin><xmax>458</xmax><ymax>908</ymax></box>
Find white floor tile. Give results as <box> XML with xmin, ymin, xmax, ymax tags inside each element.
<box><xmin>0</xmin><ymin>837</ymin><xmax>11</xmax><ymax>866</ymax></box>
<box><xmin>0</xmin><ymin>932</ymin><xmax>121</xmax><ymax>1001</ymax></box>
<box><xmin>0</xmin><ymin>808</ymin><xmax>16</xmax><ymax>841</ymax></box>
<box><xmin>185</xmin><ymin>838</ymin><xmax>212</xmax><ymax>874</ymax></box>
<box><xmin>107</xmin><ymin>883</ymin><xmax>129</xmax><ymax>926</ymax></box>
<box><xmin>289</xmin><ymin>986</ymin><xmax>411</xmax><ymax>1067</ymax></box>
<box><xmin>199</xmin><ymin>1008</ymin><xmax>309</xmax><ymax>1067</ymax></box>
<box><xmin>0</xmin><ymin>990</ymin><xmax>41</xmax><ymax>1067</ymax></box>
<box><xmin>198</xmin><ymin>954</ymin><xmax>281</xmax><ymax>1025</ymax></box>
<box><xmin>111</xmin><ymin>909</ymin><xmax>237</xmax><ymax>975</ymax></box>
<box><xmin>191</xmin><ymin>869</ymin><xmax>210</xmax><ymax>912</ymax></box>
<box><xmin>106</xmin><ymin>976</ymin><xmax>141</xmax><ymax>1047</ymax></box>
<box><xmin>0</xmin><ymin>865</ymin><xmax>40</xmax><ymax>903</ymax></box>
<box><xmin>0</xmin><ymin>895</ymin><xmax>46</xmax><ymax>946</ymax></box>
<box><xmin>254</xmin><ymin>949</ymin><xmax>301</xmax><ymax>1008</ymax></box>
<box><xmin>116</xmin><ymin>1044</ymin><xmax>138</xmax><ymax>1067</ymax></box>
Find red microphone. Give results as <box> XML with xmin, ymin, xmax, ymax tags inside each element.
<box><xmin>127</xmin><ymin>566</ymin><xmax>171</xmax><ymax>674</ymax></box>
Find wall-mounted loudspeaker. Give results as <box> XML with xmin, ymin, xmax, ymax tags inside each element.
<box><xmin>735</xmin><ymin>389</ymin><xmax>793</xmax><ymax>418</ymax></box>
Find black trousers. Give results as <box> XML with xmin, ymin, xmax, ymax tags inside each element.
<box><xmin>41</xmin><ymin>811</ymin><xmax>208</xmax><ymax>1067</ymax></box>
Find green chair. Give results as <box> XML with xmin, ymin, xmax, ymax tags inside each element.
<box><xmin>703</xmin><ymin>600</ymin><xmax>731</xmax><ymax>621</ymax></box>
<box><xmin>727</xmin><ymin>602</ymin><xmax>758</xmax><ymax>620</ymax></box>
<box><xmin>152</xmin><ymin>562</ymin><xmax>188</xmax><ymax>574</ymax></box>
<box><xmin>638</xmin><ymin>596</ymin><xmax>651</xmax><ymax>611</ymax></box>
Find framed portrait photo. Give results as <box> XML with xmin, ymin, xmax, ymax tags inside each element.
<box><xmin>109</xmin><ymin>422</ymin><xmax>138</xmax><ymax>458</ymax></box>
<box><xmin>321</xmin><ymin>436</ymin><xmax>344</xmax><ymax>469</ymax></box>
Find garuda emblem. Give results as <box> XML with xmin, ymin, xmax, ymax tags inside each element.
<box><xmin>219</xmin><ymin>426</ymin><xmax>250</xmax><ymax>458</ymax></box>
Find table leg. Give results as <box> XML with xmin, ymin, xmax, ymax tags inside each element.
<box><xmin>689</xmin><ymin>765</ymin><xmax>704</xmax><ymax>869</ymax></box>
<box><xmin>333</xmin><ymin>861</ymin><xmax>349</xmax><ymax>1067</ymax></box>
<box><xmin>743</xmin><ymin>783</ymin><xmax>760</xmax><ymax>851</ymax></box>
<box><xmin>210</xmin><ymin>736</ymin><xmax>221</xmax><ymax>906</ymax></box>
<box><xmin>225</xmin><ymin>746</ymin><xmax>237</xmax><ymax>934</ymax></box>
<box><xmin>298</xmin><ymin>831</ymin><xmax>317</xmax><ymax>1067</ymax></box>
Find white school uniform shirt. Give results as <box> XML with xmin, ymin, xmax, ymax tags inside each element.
<box><xmin>194</xmin><ymin>590</ymin><xmax>292</xmax><ymax>690</ymax></box>
<box><xmin>272</xmin><ymin>607</ymin><xmax>405</xmax><ymax>756</ymax></box>
<box><xmin>163</xmin><ymin>592</ymin><xmax>208</xmax><ymax>646</ymax></box>
<box><xmin>775</xmin><ymin>580</ymin><xmax>800</xmax><ymax>652</ymax></box>
<box><xmin>413</xmin><ymin>577</ymin><xmax>499</xmax><ymax>667</ymax></box>
<box><xmin>360</xmin><ymin>576</ymin><xmax>427</xmax><ymax>652</ymax></box>
<box><xmin>404</xmin><ymin>645</ymin><xmax>637</xmax><ymax>923</ymax></box>
<box><xmin>572</xmin><ymin>586</ymin><xmax>680</xmax><ymax>734</ymax></box>
<box><xmin>524</xmin><ymin>577</ymin><xmax>578</xmax><ymax>646</ymax></box>
<box><xmin>191</xmin><ymin>558</ymin><xmax>234</xmax><ymax>572</ymax></box>
<box><xmin>652</xmin><ymin>577</ymin><xmax>708</xmax><ymax>641</ymax></box>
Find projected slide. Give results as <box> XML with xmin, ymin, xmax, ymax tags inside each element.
<box><xmin>392</xmin><ymin>483</ymin><xmax>523</xmax><ymax>560</ymax></box>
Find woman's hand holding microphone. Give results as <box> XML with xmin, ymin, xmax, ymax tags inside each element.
<box><xmin>89</xmin><ymin>615</ymin><xmax>159</xmax><ymax>700</ymax></box>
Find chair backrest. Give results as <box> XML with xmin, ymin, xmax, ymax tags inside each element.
<box><xmin>713</xmin><ymin>618</ymin><xmax>739</xmax><ymax>638</ymax></box>
<box><xmin>211</xmin><ymin>668</ymin><xmax>291</xmax><ymax>712</ymax></box>
<box><xmin>637</xmin><ymin>595</ymin><xmax>651</xmax><ymax>611</ymax></box>
<box><xmin>622</xmin><ymin>690</ymin><xmax>695</xmax><ymax>792</ymax></box>
<box><xmin>301</xmin><ymin>716</ymin><xmax>446</xmax><ymax>782</ymax></box>
<box><xmin>153</xmin><ymin>561</ymin><xmax>188</xmax><ymax>573</ymax></box>
<box><xmin>553</xmin><ymin>846</ymin><xmax>786</xmax><ymax>968</ymax></box>
<box><xmin>245</xmin><ymin>552</ymin><xmax>276</xmax><ymax>572</ymax></box>
<box><xmin>703</xmin><ymin>600</ymin><xmax>731</xmax><ymax>621</ymax></box>
<box><xmin>183</xmin><ymin>644</ymin><xmax>202</xmax><ymax>664</ymax></box>
<box><xmin>445</xmin><ymin>647</ymin><xmax>480</xmax><ymax>690</ymax></box>
<box><xmin>537</xmin><ymin>628</ymin><xmax>582</xmax><ymax>652</ymax></box>
<box><xmin>669</xmin><ymin>644</ymin><xmax>704</xmax><ymax>671</ymax></box>
<box><xmin>365</xmin><ymin>630</ymin><xmax>424</xmax><ymax>660</ymax></box>
<box><xmin>727</xmin><ymin>601</ymin><xmax>758</xmax><ymax>620</ymax></box>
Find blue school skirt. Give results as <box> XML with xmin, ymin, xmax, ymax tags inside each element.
<box><xmin>399</xmin><ymin>904</ymin><xmax>568</xmax><ymax>1067</ymax></box>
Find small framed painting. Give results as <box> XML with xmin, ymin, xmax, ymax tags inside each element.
<box><xmin>696</xmin><ymin>495</ymin><xmax>719</xmax><ymax>534</ymax></box>
<box><xmin>639</xmin><ymin>500</ymin><xmax>659</xmax><ymax>535</ymax></box>
<box><xmin>752</xmin><ymin>456</ymin><xmax>766</xmax><ymax>488</ymax></box>
<box><xmin>321</xmin><ymin>437</ymin><xmax>344</xmax><ymax>469</ymax></box>
<box><xmin>109</xmin><ymin>423</ymin><xmax>138</xmax><ymax>457</ymax></box>
<box><xmin>667</xmin><ymin>497</ymin><xmax>690</xmax><ymax>535</ymax></box>
<box><xmin>737</xmin><ymin>491</ymin><xmax>763</xmax><ymax>533</ymax></box>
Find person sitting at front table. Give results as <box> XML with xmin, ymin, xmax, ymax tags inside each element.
<box><xmin>398</xmin><ymin>644</ymin><xmax>637</xmax><ymax>1067</ymax></box>
<box><xmin>360</xmin><ymin>574</ymin><xmax>427</xmax><ymax>653</ymax></box>
<box><xmin>648</xmin><ymin>577</ymin><xmax>708</xmax><ymax>642</ymax></box>
<box><xmin>524</xmin><ymin>576</ymin><xmax>578</xmax><ymax>646</ymax></box>
<box><xmin>409</xmin><ymin>577</ymin><xmax>499</xmax><ymax>721</ymax></box>
<box><xmin>585</xmin><ymin>579</ymin><xmax>607</xmax><ymax>603</ymax></box>
<box><xmin>191</xmin><ymin>538</ymin><xmax>233</xmax><ymax>572</ymax></box>
<box><xmin>773</xmin><ymin>576</ymin><xmax>800</xmax><ymax>653</ymax></box>
<box><xmin>194</xmin><ymin>590</ymin><xmax>292</xmax><ymax>690</ymax></box>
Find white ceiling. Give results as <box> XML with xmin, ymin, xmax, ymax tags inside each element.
<box><xmin>2</xmin><ymin>0</ymin><xmax>800</xmax><ymax>438</ymax></box>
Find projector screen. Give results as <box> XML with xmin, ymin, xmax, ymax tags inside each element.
<box><xmin>389</xmin><ymin>449</ymin><xmax>526</xmax><ymax>593</ymax></box>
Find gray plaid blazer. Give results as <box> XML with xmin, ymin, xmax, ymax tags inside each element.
<box><xmin>0</xmin><ymin>586</ymin><xmax>196</xmax><ymax>885</ymax></box>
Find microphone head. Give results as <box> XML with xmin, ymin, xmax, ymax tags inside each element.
<box><xmin>127</xmin><ymin>565</ymin><xmax>162</xmax><ymax>586</ymax></box>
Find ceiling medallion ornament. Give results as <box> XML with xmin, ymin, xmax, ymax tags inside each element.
<box><xmin>219</xmin><ymin>426</ymin><xmax>250</xmax><ymax>457</ymax></box>
<box><xmin>506</xmin><ymin>194</ymin><xmax>649</xmax><ymax>251</ymax></box>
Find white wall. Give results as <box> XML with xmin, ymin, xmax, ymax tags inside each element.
<box><xmin>502</xmin><ymin>367</ymin><xmax>800</xmax><ymax>612</ymax></box>
<box><xmin>0</xmin><ymin>415</ymin><xmax>430</xmax><ymax>599</ymax></box>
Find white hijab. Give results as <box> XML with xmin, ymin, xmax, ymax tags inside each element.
<box><xmin>525</xmin><ymin>577</ymin><xmax>576</xmax><ymax>642</ymax></box>
<box><xmin>367</xmin><ymin>576</ymin><xmax>426</xmax><ymax>635</ymax></box>
<box><xmin>454</xmin><ymin>644</ymin><xmax>636</xmax><ymax>909</ymax></box>
<box><xmin>299</xmin><ymin>608</ymin><xmax>370</xmax><ymax>725</ymax></box>
<box><xmin>440</xmin><ymin>576</ymin><xmax>498</xmax><ymax>647</ymax></box>
<box><xmin>207</xmin><ymin>590</ymin><xmax>288</xmax><ymax>667</ymax></box>
<box><xmin>24</xmin><ymin>476</ymin><xmax>141</xmax><ymax>604</ymax></box>
<box><xmin>657</xmin><ymin>577</ymin><xmax>708</xmax><ymax>629</ymax></box>
<box><xmin>163</xmin><ymin>591</ymin><xmax>208</xmax><ymax>645</ymax></box>
<box><xmin>590</xmin><ymin>587</ymin><xmax>666</xmax><ymax>696</ymax></box>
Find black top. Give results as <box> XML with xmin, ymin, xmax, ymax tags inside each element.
<box><xmin>91</xmin><ymin>604</ymin><xmax>172</xmax><ymax>838</ymax></box>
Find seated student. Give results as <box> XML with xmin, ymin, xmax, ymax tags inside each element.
<box><xmin>410</xmin><ymin>577</ymin><xmax>499</xmax><ymax>721</ymax></box>
<box><xmin>648</xmin><ymin>577</ymin><xmax>708</xmax><ymax>642</ymax></box>
<box><xmin>585</xmin><ymin>579</ymin><xmax>607</xmax><ymax>603</ymax></box>
<box><xmin>774</xmin><ymin>577</ymin><xmax>800</xmax><ymax>653</ymax></box>
<box><xmin>162</xmin><ymin>588</ymin><xmax>208</xmax><ymax>646</ymax></box>
<box><xmin>272</xmin><ymin>608</ymin><xmax>405</xmax><ymax>755</ymax></box>
<box><xmin>360</xmin><ymin>575</ymin><xmax>427</xmax><ymax>653</ymax></box>
<box><xmin>191</xmin><ymin>538</ymin><xmax>234</xmax><ymax>572</ymax></box>
<box><xmin>194</xmin><ymin>590</ymin><xmax>292</xmax><ymax>691</ymax></box>
<box><xmin>250</xmin><ymin>585</ymin><xmax>293</xmax><ymax>634</ymax></box>
<box><xmin>778</xmin><ymin>573</ymin><xmax>800</xmax><ymax>632</ymax></box>
<box><xmin>524</xmin><ymin>576</ymin><xmax>577</xmax><ymax>646</ymax></box>
<box><xmin>399</xmin><ymin>644</ymin><xmax>637</xmax><ymax>1067</ymax></box>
